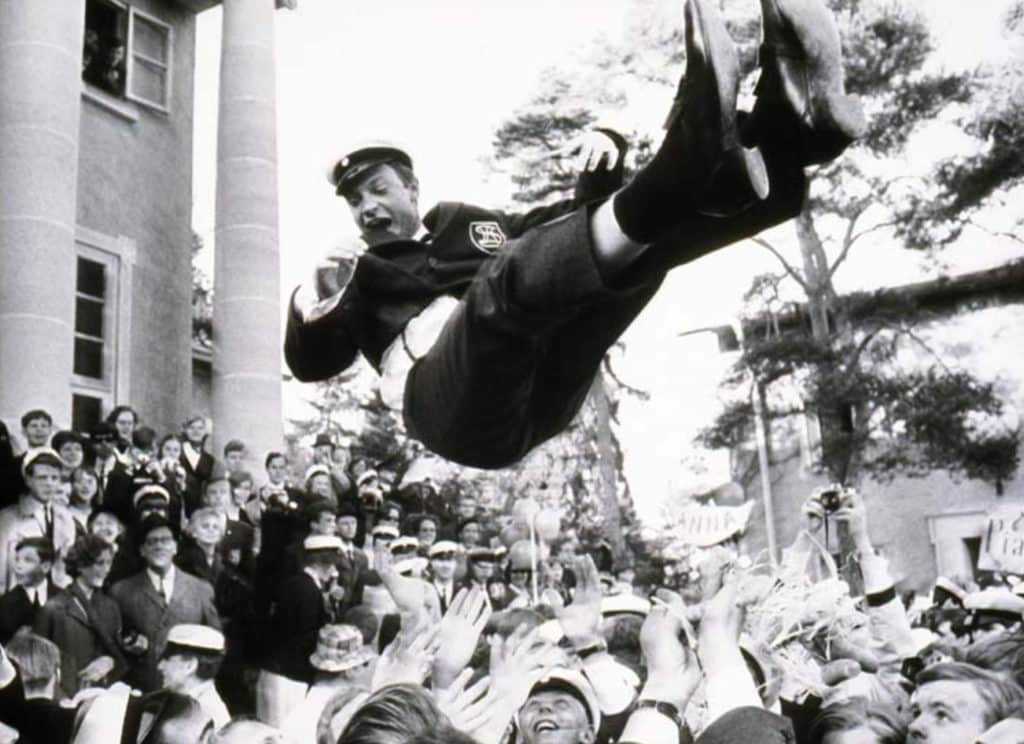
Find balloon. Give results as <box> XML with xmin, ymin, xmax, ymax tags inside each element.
<box><xmin>512</xmin><ymin>497</ymin><xmax>540</xmax><ymax>527</ymax></box>
<box><xmin>508</xmin><ymin>539</ymin><xmax>534</xmax><ymax>569</ymax></box>
<box><xmin>500</xmin><ymin>523</ymin><xmax>527</xmax><ymax>548</ymax></box>
<box><xmin>534</xmin><ymin>509</ymin><xmax>561</xmax><ymax>543</ymax></box>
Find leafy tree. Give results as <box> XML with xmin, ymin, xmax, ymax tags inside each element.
<box><xmin>698</xmin><ymin>0</ymin><xmax>1019</xmax><ymax>491</ymax></box>
<box><xmin>897</xmin><ymin>1</ymin><xmax>1024</xmax><ymax>248</ymax></box>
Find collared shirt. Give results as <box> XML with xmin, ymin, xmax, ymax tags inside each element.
<box><xmin>147</xmin><ymin>565</ymin><xmax>176</xmax><ymax>604</ymax></box>
<box><xmin>95</xmin><ymin>454</ymin><xmax>118</xmax><ymax>488</ymax></box>
<box><xmin>433</xmin><ymin>580</ymin><xmax>455</xmax><ymax>608</ymax></box>
<box><xmin>22</xmin><ymin>581</ymin><xmax>47</xmax><ymax>608</ymax></box>
<box><xmin>0</xmin><ymin>500</ymin><xmax>74</xmax><ymax>593</ymax></box>
<box><xmin>182</xmin><ymin>442</ymin><xmax>202</xmax><ymax>471</ymax></box>
<box><xmin>303</xmin><ymin>566</ymin><xmax>322</xmax><ymax>591</ymax></box>
<box><xmin>379</xmin><ymin>295</ymin><xmax>459</xmax><ymax>412</ymax></box>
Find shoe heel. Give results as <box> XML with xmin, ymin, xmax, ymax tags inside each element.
<box><xmin>803</xmin><ymin>93</ymin><xmax>867</xmax><ymax>164</ymax></box>
<box><xmin>698</xmin><ymin>146</ymin><xmax>770</xmax><ymax>217</ymax></box>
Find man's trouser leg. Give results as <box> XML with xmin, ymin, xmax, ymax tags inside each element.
<box><xmin>404</xmin><ymin>148</ymin><xmax>806</xmax><ymax>469</ymax></box>
<box><xmin>404</xmin><ymin>206</ymin><xmax>659</xmax><ymax>469</ymax></box>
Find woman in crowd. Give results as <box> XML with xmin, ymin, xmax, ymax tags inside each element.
<box><xmin>67</xmin><ymin>466</ymin><xmax>100</xmax><ymax>535</ymax></box>
<box><xmin>33</xmin><ymin>534</ymin><xmax>127</xmax><ymax>696</ymax></box>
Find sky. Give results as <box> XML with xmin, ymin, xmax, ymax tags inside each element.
<box><xmin>191</xmin><ymin>0</ymin><xmax>1021</xmax><ymax>520</ymax></box>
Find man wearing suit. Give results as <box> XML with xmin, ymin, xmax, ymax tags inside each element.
<box><xmin>179</xmin><ymin>415</ymin><xmax>215</xmax><ymax>517</ymax></box>
<box><xmin>0</xmin><ymin>451</ymin><xmax>76</xmax><ymax>593</ymax></box>
<box><xmin>91</xmin><ymin>422</ymin><xmax>137</xmax><ymax>526</ymax></box>
<box><xmin>285</xmin><ymin>0</ymin><xmax>863</xmax><ymax>470</ymax></box>
<box><xmin>0</xmin><ymin>538</ymin><xmax>55</xmax><ymax>643</ymax></box>
<box><xmin>427</xmin><ymin>540</ymin><xmax>461</xmax><ymax>615</ymax></box>
<box><xmin>110</xmin><ymin>514</ymin><xmax>221</xmax><ymax>691</ymax></box>
<box><xmin>257</xmin><ymin>535</ymin><xmax>340</xmax><ymax>726</ymax></box>
<box><xmin>335</xmin><ymin>502</ymin><xmax>367</xmax><ymax>613</ymax></box>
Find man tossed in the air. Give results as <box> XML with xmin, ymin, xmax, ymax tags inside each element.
<box><xmin>286</xmin><ymin>0</ymin><xmax>866</xmax><ymax>469</ymax></box>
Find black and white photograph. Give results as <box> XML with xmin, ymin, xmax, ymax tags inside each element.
<box><xmin>1</xmin><ymin>0</ymin><xmax>1023</xmax><ymax>741</ymax></box>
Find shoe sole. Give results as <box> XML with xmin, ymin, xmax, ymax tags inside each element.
<box><xmin>761</xmin><ymin>0</ymin><xmax>867</xmax><ymax>163</ymax></box>
<box><xmin>688</xmin><ymin>0</ymin><xmax>770</xmax><ymax>213</ymax></box>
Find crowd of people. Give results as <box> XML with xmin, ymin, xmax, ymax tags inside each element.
<box><xmin>1</xmin><ymin>405</ymin><xmax>1024</xmax><ymax>744</ymax></box>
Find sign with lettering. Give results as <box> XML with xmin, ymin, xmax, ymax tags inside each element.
<box><xmin>979</xmin><ymin>504</ymin><xmax>1024</xmax><ymax>574</ymax></box>
<box><xmin>675</xmin><ymin>502</ymin><xmax>755</xmax><ymax>548</ymax></box>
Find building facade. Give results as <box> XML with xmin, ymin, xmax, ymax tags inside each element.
<box><xmin>1</xmin><ymin>0</ymin><xmax>285</xmax><ymax>464</ymax></box>
<box><xmin>732</xmin><ymin>264</ymin><xmax>1024</xmax><ymax>590</ymax></box>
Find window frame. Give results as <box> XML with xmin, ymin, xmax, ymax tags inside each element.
<box><xmin>125</xmin><ymin>6</ymin><xmax>174</xmax><ymax>113</ymax></box>
<box><xmin>72</xmin><ymin>227</ymin><xmax>136</xmax><ymax>414</ymax></box>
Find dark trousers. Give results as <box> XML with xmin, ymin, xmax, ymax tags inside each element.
<box><xmin>405</xmin><ymin>149</ymin><xmax>806</xmax><ymax>469</ymax></box>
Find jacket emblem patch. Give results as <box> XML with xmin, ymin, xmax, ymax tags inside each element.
<box><xmin>468</xmin><ymin>221</ymin><xmax>506</xmax><ymax>254</ymax></box>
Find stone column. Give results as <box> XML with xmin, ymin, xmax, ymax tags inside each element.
<box><xmin>212</xmin><ymin>0</ymin><xmax>286</xmax><ymax>467</ymax></box>
<box><xmin>0</xmin><ymin>1</ymin><xmax>85</xmax><ymax>428</ymax></box>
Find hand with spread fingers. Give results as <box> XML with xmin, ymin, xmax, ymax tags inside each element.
<box><xmin>434</xmin><ymin>668</ymin><xmax>494</xmax><ymax>735</ymax></box>
<box><xmin>433</xmin><ymin>585</ymin><xmax>492</xmax><ymax>689</ymax></box>
<box><xmin>371</xmin><ymin>620</ymin><xmax>441</xmax><ymax>689</ymax></box>
<box><xmin>375</xmin><ymin>542</ymin><xmax>439</xmax><ymax>625</ymax></box>
<box><xmin>560</xmin><ymin>129</ymin><xmax>620</xmax><ymax>173</ymax></box>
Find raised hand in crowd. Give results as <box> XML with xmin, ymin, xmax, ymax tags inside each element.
<box><xmin>371</xmin><ymin>620</ymin><xmax>441</xmax><ymax>690</ymax></box>
<box><xmin>433</xmin><ymin>585</ymin><xmax>491</xmax><ymax>689</ymax></box>
<box><xmin>374</xmin><ymin>542</ymin><xmax>441</xmax><ymax>624</ymax></box>
<box><xmin>553</xmin><ymin>555</ymin><xmax>603</xmax><ymax>651</ymax></box>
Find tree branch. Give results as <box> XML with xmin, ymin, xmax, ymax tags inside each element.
<box><xmin>751</xmin><ymin>237</ymin><xmax>808</xmax><ymax>290</ymax></box>
<box><xmin>966</xmin><ymin>218</ymin><xmax>1024</xmax><ymax>246</ymax></box>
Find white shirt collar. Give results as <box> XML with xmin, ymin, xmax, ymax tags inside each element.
<box><xmin>147</xmin><ymin>565</ymin><xmax>176</xmax><ymax>601</ymax></box>
<box><xmin>303</xmin><ymin>566</ymin><xmax>322</xmax><ymax>590</ymax></box>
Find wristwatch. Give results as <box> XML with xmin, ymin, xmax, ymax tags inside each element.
<box><xmin>634</xmin><ymin>699</ymin><xmax>685</xmax><ymax>730</ymax></box>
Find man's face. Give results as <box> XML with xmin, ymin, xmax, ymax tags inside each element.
<box><xmin>90</xmin><ymin>512</ymin><xmax>122</xmax><ymax>543</ymax></box>
<box><xmin>204</xmin><ymin>481</ymin><xmax>231</xmax><ymax>513</ymax></box>
<box><xmin>13</xmin><ymin>547</ymin><xmax>49</xmax><ymax>585</ymax></box>
<box><xmin>27</xmin><ymin>464</ymin><xmax>61</xmax><ymax>504</ymax></box>
<box><xmin>342</xmin><ymin>164</ymin><xmax>421</xmax><ymax>246</ymax></box>
<box><xmin>266</xmin><ymin>457</ymin><xmax>287</xmax><ymax>484</ymax></box>
<box><xmin>59</xmin><ymin>441</ymin><xmax>84</xmax><ymax>468</ymax></box>
<box><xmin>431</xmin><ymin>556</ymin><xmax>457</xmax><ymax>582</ymax></box>
<box><xmin>337</xmin><ymin>515</ymin><xmax>358</xmax><ymax>540</ymax></box>
<box><xmin>23</xmin><ymin>417</ymin><xmax>51</xmax><ymax>447</ymax></box>
<box><xmin>224</xmin><ymin>450</ymin><xmax>244</xmax><ymax>472</ymax></box>
<box><xmin>472</xmin><ymin>560</ymin><xmax>495</xmax><ymax>581</ymax></box>
<box><xmin>457</xmin><ymin>499</ymin><xmax>477</xmax><ymax>519</ymax></box>
<box><xmin>310</xmin><ymin>474</ymin><xmax>332</xmax><ymax>498</ymax></box>
<box><xmin>192</xmin><ymin>515</ymin><xmax>224</xmax><ymax>547</ymax></box>
<box><xmin>907</xmin><ymin>679</ymin><xmax>991</xmax><ymax>742</ymax></box>
<box><xmin>158</xmin><ymin>652</ymin><xmax>196</xmax><ymax>692</ymax></box>
<box><xmin>141</xmin><ymin>527</ymin><xmax>177</xmax><ymax>571</ymax></box>
<box><xmin>518</xmin><ymin>690</ymin><xmax>593</xmax><ymax>744</ymax></box>
<box><xmin>94</xmin><ymin>438</ymin><xmax>115</xmax><ymax>459</ymax></box>
<box><xmin>417</xmin><ymin>520</ymin><xmax>438</xmax><ymax>546</ymax></box>
<box><xmin>460</xmin><ymin>522</ymin><xmax>482</xmax><ymax>546</ymax></box>
<box><xmin>311</xmin><ymin>512</ymin><xmax>337</xmax><ymax>536</ymax></box>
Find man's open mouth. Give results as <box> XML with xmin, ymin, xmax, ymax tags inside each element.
<box><xmin>534</xmin><ymin>720</ymin><xmax>559</xmax><ymax>734</ymax></box>
<box><xmin>364</xmin><ymin>216</ymin><xmax>392</xmax><ymax>231</ymax></box>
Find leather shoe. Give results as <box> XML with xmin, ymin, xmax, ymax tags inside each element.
<box><xmin>666</xmin><ymin>0</ymin><xmax>769</xmax><ymax>216</ymax></box>
<box><xmin>744</xmin><ymin>0</ymin><xmax>867</xmax><ymax>164</ymax></box>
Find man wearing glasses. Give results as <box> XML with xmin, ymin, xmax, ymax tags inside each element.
<box><xmin>110</xmin><ymin>513</ymin><xmax>221</xmax><ymax>691</ymax></box>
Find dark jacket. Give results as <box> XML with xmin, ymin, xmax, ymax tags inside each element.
<box><xmin>0</xmin><ymin>583</ymin><xmax>56</xmax><ymax>644</ymax></box>
<box><xmin>179</xmin><ymin>447</ymin><xmax>215</xmax><ymax>516</ymax></box>
<box><xmin>265</xmin><ymin>570</ymin><xmax>329</xmax><ymax>684</ymax></box>
<box><xmin>33</xmin><ymin>582</ymin><xmax>128</xmax><ymax>697</ymax></box>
